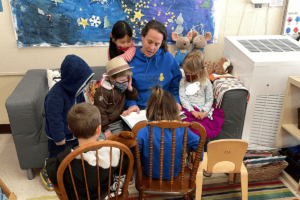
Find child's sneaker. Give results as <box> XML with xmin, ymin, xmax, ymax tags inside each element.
<box><xmin>203</xmin><ymin>171</ymin><xmax>212</xmax><ymax>177</ymax></box>
<box><xmin>129</xmin><ymin>176</ymin><xmax>134</xmax><ymax>185</ymax></box>
<box><xmin>40</xmin><ymin>168</ymin><xmax>54</xmax><ymax>191</ymax></box>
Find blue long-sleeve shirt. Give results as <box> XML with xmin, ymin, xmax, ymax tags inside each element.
<box><xmin>137</xmin><ymin>126</ymin><xmax>203</xmax><ymax>180</ymax></box>
<box><xmin>125</xmin><ymin>47</ymin><xmax>182</xmax><ymax>110</ymax></box>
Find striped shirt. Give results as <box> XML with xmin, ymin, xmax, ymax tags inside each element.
<box><xmin>107</xmin><ymin>43</ymin><xmax>136</xmax><ymax>62</ymax></box>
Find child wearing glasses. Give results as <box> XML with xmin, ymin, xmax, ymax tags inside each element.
<box><xmin>94</xmin><ymin>57</ymin><xmax>138</xmax><ymax>140</ymax></box>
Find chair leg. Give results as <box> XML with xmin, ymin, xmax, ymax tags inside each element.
<box><xmin>139</xmin><ymin>192</ymin><xmax>142</xmax><ymax>200</ymax></box>
<box><xmin>184</xmin><ymin>194</ymin><xmax>189</xmax><ymax>200</ymax></box>
<box><xmin>27</xmin><ymin>168</ymin><xmax>35</xmax><ymax>180</ymax></box>
<box><xmin>240</xmin><ymin>168</ymin><xmax>248</xmax><ymax>200</ymax></box>
<box><xmin>228</xmin><ymin>173</ymin><xmax>234</xmax><ymax>185</ymax></box>
<box><xmin>195</xmin><ymin>170</ymin><xmax>204</xmax><ymax>200</ymax></box>
<box><xmin>141</xmin><ymin>193</ymin><xmax>147</xmax><ymax>200</ymax></box>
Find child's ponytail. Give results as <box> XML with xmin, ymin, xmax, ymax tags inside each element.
<box><xmin>109</xmin><ymin>36</ymin><xmax>118</xmax><ymax>60</ymax></box>
<box><xmin>146</xmin><ymin>86</ymin><xmax>180</xmax><ymax>121</ymax></box>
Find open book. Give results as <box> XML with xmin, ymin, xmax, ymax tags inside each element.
<box><xmin>120</xmin><ymin>110</ymin><xmax>187</xmax><ymax>129</ymax></box>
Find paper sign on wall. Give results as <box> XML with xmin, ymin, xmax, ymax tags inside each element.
<box><xmin>282</xmin><ymin>0</ymin><xmax>300</xmax><ymax>39</ymax></box>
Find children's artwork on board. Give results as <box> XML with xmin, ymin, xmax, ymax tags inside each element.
<box><xmin>282</xmin><ymin>0</ymin><xmax>300</xmax><ymax>39</ymax></box>
<box><xmin>0</xmin><ymin>0</ymin><xmax>3</xmax><ymax>12</ymax></box>
<box><xmin>9</xmin><ymin>0</ymin><xmax>223</xmax><ymax>48</ymax></box>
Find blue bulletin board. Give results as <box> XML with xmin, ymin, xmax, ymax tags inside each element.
<box><xmin>0</xmin><ymin>0</ymin><xmax>3</xmax><ymax>12</ymax></box>
<box><xmin>9</xmin><ymin>0</ymin><xmax>223</xmax><ymax>47</ymax></box>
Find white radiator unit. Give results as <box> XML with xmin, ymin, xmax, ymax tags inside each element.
<box><xmin>223</xmin><ymin>35</ymin><xmax>300</xmax><ymax>147</ymax></box>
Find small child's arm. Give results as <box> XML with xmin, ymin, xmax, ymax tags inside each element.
<box><xmin>46</xmin><ymin>95</ymin><xmax>66</xmax><ymax>144</ymax></box>
<box><xmin>94</xmin><ymin>88</ymin><xmax>110</xmax><ymax>132</ymax></box>
<box><xmin>202</xmin><ymin>80</ymin><xmax>213</xmax><ymax>113</ymax></box>
<box><xmin>126</xmin><ymin>77</ymin><xmax>138</xmax><ymax>101</ymax></box>
<box><xmin>179</xmin><ymin>79</ymin><xmax>195</xmax><ymax>112</ymax></box>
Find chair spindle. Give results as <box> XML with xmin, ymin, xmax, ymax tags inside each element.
<box><xmin>68</xmin><ymin>164</ymin><xmax>79</xmax><ymax>200</ymax></box>
<box><xmin>170</xmin><ymin>128</ymin><xmax>176</xmax><ymax>190</ymax></box>
<box><xmin>149</xmin><ymin>126</ymin><xmax>153</xmax><ymax>188</ymax></box>
<box><xmin>116</xmin><ymin>151</ymin><xmax>124</xmax><ymax>200</ymax></box>
<box><xmin>108</xmin><ymin>147</ymin><xmax>112</xmax><ymax>200</ymax></box>
<box><xmin>159</xmin><ymin>128</ymin><xmax>165</xmax><ymax>190</ymax></box>
<box><xmin>134</xmin><ymin>144</ymin><xmax>143</xmax><ymax>185</ymax></box>
<box><xmin>96</xmin><ymin>148</ymin><xmax>101</xmax><ymax>200</ymax></box>
<box><xmin>81</xmin><ymin>153</ymin><xmax>91</xmax><ymax>200</ymax></box>
<box><xmin>180</xmin><ymin>127</ymin><xmax>188</xmax><ymax>189</ymax></box>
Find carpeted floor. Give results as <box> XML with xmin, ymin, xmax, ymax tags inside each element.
<box><xmin>125</xmin><ymin>179</ymin><xmax>297</xmax><ymax>200</ymax></box>
<box><xmin>25</xmin><ymin>176</ymin><xmax>299</xmax><ymax>200</ymax></box>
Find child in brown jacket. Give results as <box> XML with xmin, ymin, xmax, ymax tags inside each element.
<box><xmin>94</xmin><ymin>57</ymin><xmax>138</xmax><ymax>140</ymax></box>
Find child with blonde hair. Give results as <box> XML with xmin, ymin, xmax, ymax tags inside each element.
<box><xmin>179</xmin><ymin>51</ymin><xmax>224</xmax><ymax>139</ymax></box>
<box><xmin>137</xmin><ymin>86</ymin><xmax>203</xmax><ymax>180</ymax></box>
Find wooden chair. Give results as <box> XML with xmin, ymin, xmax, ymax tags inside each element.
<box><xmin>53</xmin><ymin>140</ymin><xmax>134</xmax><ymax>200</ymax></box>
<box><xmin>195</xmin><ymin>139</ymin><xmax>248</xmax><ymax>200</ymax></box>
<box><xmin>132</xmin><ymin>120</ymin><xmax>207</xmax><ymax>200</ymax></box>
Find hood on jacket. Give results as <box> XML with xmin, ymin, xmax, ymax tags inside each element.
<box><xmin>60</xmin><ymin>55</ymin><xmax>94</xmax><ymax>96</ymax></box>
<box><xmin>135</xmin><ymin>47</ymin><xmax>165</xmax><ymax>73</ymax></box>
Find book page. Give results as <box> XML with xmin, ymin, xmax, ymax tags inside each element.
<box><xmin>121</xmin><ymin>110</ymin><xmax>148</xmax><ymax>128</ymax></box>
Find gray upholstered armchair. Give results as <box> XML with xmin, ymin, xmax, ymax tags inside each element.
<box><xmin>5</xmin><ymin>66</ymin><xmax>106</xmax><ymax>179</ymax></box>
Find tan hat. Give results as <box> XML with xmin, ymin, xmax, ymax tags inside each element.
<box><xmin>106</xmin><ymin>57</ymin><xmax>133</xmax><ymax>76</ymax></box>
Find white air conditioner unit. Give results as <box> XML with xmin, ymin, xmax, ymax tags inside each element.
<box><xmin>223</xmin><ymin>35</ymin><xmax>300</xmax><ymax>147</ymax></box>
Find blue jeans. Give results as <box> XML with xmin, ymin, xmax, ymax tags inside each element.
<box><xmin>48</xmin><ymin>139</ymin><xmax>78</xmax><ymax>158</ymax></box>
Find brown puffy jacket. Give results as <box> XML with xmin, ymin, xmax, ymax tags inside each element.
<box><xmin>94</xmin><ymin>79</ymin><xmax>138</xmax><ymax>131</ymax></box>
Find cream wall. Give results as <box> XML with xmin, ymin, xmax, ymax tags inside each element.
<box><xmin>0</xmin><ymin>0</ymin><xmax>287</xmax><ymax>124</ymax></box>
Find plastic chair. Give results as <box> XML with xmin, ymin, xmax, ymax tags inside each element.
<box><xmin>195</xmin><ymin>139</ymin><xmax>248</xmax><ymax>200</ymax></box>
<box><xmin>132</xmin><ymin>120</ymin><xmax>207</xmax><ymax>200</ymax></box>
<box><xmin>53</xmin><ymin>140</ymin><xmax>134</xmax><ymax>200</ymax></box>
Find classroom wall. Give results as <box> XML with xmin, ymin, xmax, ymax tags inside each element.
<box><xmin>0</xmin><ymin>0</ymin><xmax>287</xmax><ymax>124</ymax></box>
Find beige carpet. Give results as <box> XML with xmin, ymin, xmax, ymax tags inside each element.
<box><xmin>0</xmin><ymin>134</ymin><xmax>56</xmax><ymax>200</ymax></box>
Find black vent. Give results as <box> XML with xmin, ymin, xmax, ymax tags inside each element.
<box><xmin>237</xmin><ymin>39</ymin><xmax>300</xmax><ymax>53</ymax></box>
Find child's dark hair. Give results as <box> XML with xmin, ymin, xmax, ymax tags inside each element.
<box><xmin>109</xmin><ymin>21</ymin><xmax>133</xmax><ymax>60</ymax></box>
<box><xmin>142</xmin><ymin>20</ymin><xmax>168</xmax><ymax>53</ymax></box>
<box><xmin>146</xmin><ymin>86</ymin><xmax>180</xmax><ymax>121</ymax></box>
<box><xmin>67</xmin><ymin>103</ymin><xmax>101</xmax><ymax>139</ymax></box>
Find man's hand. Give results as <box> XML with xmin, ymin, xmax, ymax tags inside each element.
<box><xmin>177</xmin><ymin>103</ymin><xmax>182</xmax><ymax>111</ymax></box>
<box><xmin>104</xmin><ymin>130</ymin><xmax>112</xmax><ymax>139</ymax></box>
<box><xmin>128</xmin><ymin>77</ymin><xmax>133</xmax><ymax>91</ymax></box>
<box><xmin>56</xmin><ymin>140</ymin><xmax>66</xmax><ymax>146</ymax></box>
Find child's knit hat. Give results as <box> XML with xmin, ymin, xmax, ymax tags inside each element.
<box><xmin>106</xmin><ymin>57</ymin><xmax>133</xmax><ymax>76</ymax></box>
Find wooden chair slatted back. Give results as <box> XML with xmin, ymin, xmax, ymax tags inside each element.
<box><xmin>206</xmin><ymin>139</ymin><xmax>248</xmax><ymax>174</ymax></box>
<box><xmin>56</xmin><ymin>141</ymin><xmax>134</xmax><ymax>200</ymax></box>
<box><xmin>132</xmin><ymin>120</ymin><xmax>206</xmax><ymax>192</ymax></box>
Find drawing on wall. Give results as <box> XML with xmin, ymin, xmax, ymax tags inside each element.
<box><xmin>282</xmin><ymin>0</ymin><xmax>300</xmax><ymax>39</ymax></box>
<box><xmin>0</xmin><ymin>0</ymin><xmax>3</xmax><ymax>12</ymax></box>
<box><xmin>9</xmin><ymin>0</ymin><xmax>223</xmax><ymax>48</ymax></box>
